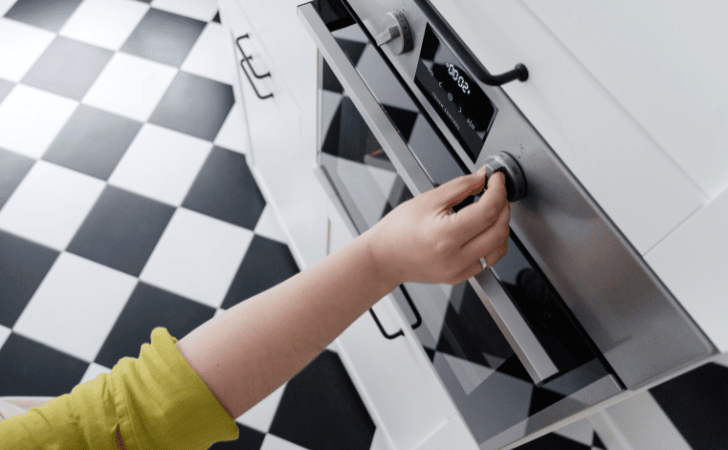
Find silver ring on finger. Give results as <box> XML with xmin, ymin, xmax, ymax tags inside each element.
<box><xmin>479</xmin><ymin>257</ymin><xmax>487</xmax><ymax>271</ymax></box>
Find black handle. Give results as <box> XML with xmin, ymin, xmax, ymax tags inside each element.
<box><xmin>413</xmin><ymin>0</ymin><xmax>528</xmax><ymax>86</ymax></box>
<box><xmin>236</xmin><ymin>35</ymin><xmax>271</xmax><ymax>79</ymax></box>
<box><xmin>235</xmin><ymin>35</ymin><xmax>273</xmax><ymax>100</ymax></box>
<box><xmin>370</xmin><ymin>286</ymin><xmax>422</xmax><ymax>340</ymax></box>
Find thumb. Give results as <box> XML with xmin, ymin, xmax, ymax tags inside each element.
<box><xmin>432</xmin><ymin>171</ymin><xmax>487</xmax><ymax>211</ymax></box>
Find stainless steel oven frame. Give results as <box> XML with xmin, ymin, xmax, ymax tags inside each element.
<box><xmin>298</xmin><ymin>0</ymin><xmax>716</xmax><ymax>448</ymax></box>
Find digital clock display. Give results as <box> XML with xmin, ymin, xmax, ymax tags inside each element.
<box><xmin>414</xmin><ymin>25</ymin><xmax>497</xmax><ymax>161</ymax></box>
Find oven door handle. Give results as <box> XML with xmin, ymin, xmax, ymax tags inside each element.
<box><xmin>298</xmin><ymin>2</ymin><xmax>557</xmax><ymax>385</ymax></box>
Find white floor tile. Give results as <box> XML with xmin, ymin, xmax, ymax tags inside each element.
<box><xmin>109</xmin><ymin>123</ymin><xmax>212</xmax><ymax>206</ymax></box>
<box><xmin>140</xmin><ymin>208</ymin><xmax>254</xmax><ymax>308</ymax></box>
<box><xmin>181</xmin><ymin>22</ymin><xmax>234</xmax><ymax>85</ymax></box>
<box><xmin>0</xmin><ymin>161</ymin><xmax>105</xmax><ymax>250</ymax></box>
<box><xmin>0</xmin><ymin>18</ymin><xmax>55</xmax><ymax>82</ymax></box>
<box><xmin>13</xmin><ymin>252</ymin><xmax>137</xmax><ymax>362</ymax></box>
<box><xmin>83</xmin><ymin>52</ymin><xmax>177</xmax><ymax>122</ymax></box>
<box><xmin>79</xmin><ymin>362</ymin><xmax>112</xmax><ymax>385</ymax></box>
<box><xmin>150</xmin><ymin>0</ymin><xmax>219</xmax><ymax>22</ymax></box>
<box><xmin>253</xmin><ymin>204</ymin><xmax>288</xmax><ymax>244</ymax></box>
<box><xmin>261</xmin><ymin>434</ymin><xmax>309</xmax><ymax>450</ymax></box>
<box><xmin>0</xmin><ymin>0</ymin><xmax>15</xmax><ymax>16</ymax></box>
<box><xmin>0</xmin><ymin>84</ymin><xmax>78</xmax><ymax>158</ymax></box>
<box><xmin>60</xmin><ymin>0</ymin><xmax>149</xmax><ymax>51</ymax></box>
<box><xmin>214</xmin><ymin>101</ymin><xmax>248</xmax><ymax>154</ymax></box>
<box><xmin>236</xmin><ymin>382</ymin><xmax>287</xmax><ymax>433</ymax></box>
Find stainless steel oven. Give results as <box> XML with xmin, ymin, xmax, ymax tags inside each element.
<box><xmin>297</xmin><ymin>0</ymin><xmax>715</xmax><ymax>448</ymax></box>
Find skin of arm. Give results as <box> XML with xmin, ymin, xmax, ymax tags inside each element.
<box><xmin>174</xmin><ymin>170</ymin><xmax>509</xmax><ymax>420</ymax></box>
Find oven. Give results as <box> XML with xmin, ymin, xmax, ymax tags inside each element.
<box><xmin>296</xmin><ymin>0</ymin><xmax>714</xmax><ymax>448</ymax></box>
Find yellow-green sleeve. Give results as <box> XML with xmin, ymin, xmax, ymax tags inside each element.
<box><xmin>0</xmin><ymin>327</ymin><xmax>239</xmax><ymax>449</ymax></box>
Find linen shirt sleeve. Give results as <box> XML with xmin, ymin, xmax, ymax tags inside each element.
<box><xmin>0</xmin><ymin>327</ymin><xmax>239</xmax><ymax>449</ymax></box>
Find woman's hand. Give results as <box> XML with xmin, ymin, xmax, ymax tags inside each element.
<box><xmin>364</xmin><ymin>169</ymin><xmax>510</xmax><ymax>287</ymax></box>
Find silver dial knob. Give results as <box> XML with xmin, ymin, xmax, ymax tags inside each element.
<box><xmin>375</xmin><ymin>11</ymin><xmax>413</xmax><ymax>54</ymax></box>
<box><xmin>484</xmin><ymin>152</ymin><xmax>527</xmax><ymax>202</ymax></box>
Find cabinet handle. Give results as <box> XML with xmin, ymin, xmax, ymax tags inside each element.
<box><xmin>236</xmin><ymin>35</ymin><xmax>270</xmax><ymax>79</ymax></box>
<box><xmin>413</xmin><ymin>0</ymin><xmax>528</xmax><ymax>85</ymax></box>
<box><xmin>370</xmin><ymin>285</ymin><xmax>422</xmax><ymax>340</ymax></box>
<box><xmin>235</xmin><ymin>35</ymin><xmax>273</xmax><ymax>99</ymax></box>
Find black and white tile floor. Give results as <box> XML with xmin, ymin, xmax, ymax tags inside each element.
<box><xmin>0</xmin><ymin>1</ymin><xmax>725</xmax><ymax>450</ymax></box>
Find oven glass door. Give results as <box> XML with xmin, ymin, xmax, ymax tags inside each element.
<box><xmin>302</xmin><ymin>1</ymin><xmax>622</xmax><ymax>447</ymax></box>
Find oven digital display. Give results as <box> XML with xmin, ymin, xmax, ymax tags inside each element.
<box><xmin>415</xmin><ymin>24</ymin><xmax>496</xmax><ymax>161</ymax></box>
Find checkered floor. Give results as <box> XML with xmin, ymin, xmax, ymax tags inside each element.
<box><xmin>0</xmin><ymin>1</ymin><xmax>375</xmax><ymax>449</ymax></box>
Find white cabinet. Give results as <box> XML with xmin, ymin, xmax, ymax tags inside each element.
<box><xmin>325</xmin><ymin>197</ymin><xmax>477</xmax><ymax>450</ymax></box>
<box><xmin>429</xmin><ymin>0</ymin><xmax>705</xmax><ymax>256</ymax></box>
<box><xmin>218</xmin><ymin>0</ymin><xmax>326</xmax><ymax>270</ymax></box>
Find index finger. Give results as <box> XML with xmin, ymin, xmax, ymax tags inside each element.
<box><xmin>451</xmin><ymin>171</ymin><xmax>508</xmax><ymax>245</ymax></box>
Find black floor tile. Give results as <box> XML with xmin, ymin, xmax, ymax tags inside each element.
<box><xmin>221</xmin><ymin>235</ymin><xmax>299</xmax><ymax>309</ymax></box>
<box><xmin>650</xmin><ymin>362</ymin><xmax>728</xmax><ymax>450</ymax></box>
<box><xmin>22</xmin><ymin>36</ymin><xmax>113</xmax><ymax>100</ymax></box>
<box><xmin>0</xmin><ymin>78</ymin><xmax>13</xmax><ymax>104</ymax></box>
<box><xmin>4</xmin><ymin>0</ymin><xmax>82</xmax><ymax>32</ymax></box>
<box><xmin>149</xmin><ymin>72</ymin><xmax>234</xmax><ymax>141</ymax></box>
<box><xmin>67</xmin><ymin>186</ymin><xmax>175</xmax><ymax>276</ymax></box>
<box><xmin>210</xmin><ymin>423</ymin><xmax>266</xmax><ymax>450</ymax></box>
<box><xmin>212</xmin><ymin>11</ymin><xmax>221</xmax><ymax>24</ymax></box>
<box><xmin>95</xmin><ymin>282</ymin><xmax>215</xmax><ymax>368</ymax></box>
<box><xmin>182</xmin><ymin>147</ymin><xmax>265</xmax><ymax>230</ymax></box>
<box><xmin>0</xmin><ymin>147</ymin><xmax>35</xmax><ymax>210</ymax></box>
<box><xmin>121</xmin><ymin>8</ymin><xmax>206</xmax><ymax>67</ymax></box>
<box><xmin>515</xmin><ymin>433</ymin><xmax>590</xmax><ymax>450</ymax></box>
<box><xmin>269</xmin><ymin>350</ymin><xmax>375</xmax><ymax>450</ymax></box>
<box><xmin>0</xmin><ymin>333</ymin><xmax>88</xmax><ymax>397</ymax></box>
<box><xmin>43</xmin><ymin>104</ymin><xmax>142</xmax><ymax>180</ymax></box>
<box><xmin>0</xmin><ymin>230</ymin><xmax>59</xmax><ymax>329</ymax></box>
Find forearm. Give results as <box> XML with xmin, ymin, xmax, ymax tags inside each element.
<box><xmin>175</xmin><ymin>230</ymin><xmax>397</xmax><ymax>419</ymax></box>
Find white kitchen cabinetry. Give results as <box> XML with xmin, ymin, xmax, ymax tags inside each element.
<box><xmin>218</xmin><ymin>0</ymin><xmax>326</xmax><ymax>270</ymax></box>
<box><xmin>325</xmin><ymin>196</ymin><xmax>478</xmax><ymax>450</ymax></box>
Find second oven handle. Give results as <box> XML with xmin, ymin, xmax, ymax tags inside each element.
<box><xmin>314</xmin><ymin>166</ymin><xmax>422</xmax><ymax>340</ymax></box>
<box><xmin>298</xmin><ymin>2</ymin><xmax>558</xmax><ymax>385</ymax></box>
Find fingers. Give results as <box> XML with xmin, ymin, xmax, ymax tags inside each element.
<box><xmin>461</xmin><ymin>199</ymin><xmax>510</xmax><ymax>264</ymax></box>
<box><xmin>433</xmin><ymin>171</ymin><xmax>488</xmax><ymax>212</ymax></box>
<box><xmin>450</xmin><ymin>172</ymin><xmax>508</xmax><ymax>244</ymax></box>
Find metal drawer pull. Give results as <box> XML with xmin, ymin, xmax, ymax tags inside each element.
<box><xmin>299</xmin><ymin>3</ymin><xmax>556</xmax><ymax>384</ymax></box>
<box><xmin>313</xmin><ymin>167</ymin><xmax>423</xmax><ymax>341</ymax></box>
<box><xmin>369</xmin><ymin>286</ymin><xmax>422</xmax><ymax>340</ymax></box>
<box><xmin>235</xmin><ymin>35</ymin><xmax>273</xmax><ymax>100</ymax></box>
<box><xmin>236</xmin><ymin>35</ymin><xmax>270</xmax><ymax>78</ymax></box>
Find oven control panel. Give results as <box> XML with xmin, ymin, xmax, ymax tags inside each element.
<box><xmin>414</xmin><ymin>24</ymin><xmax>497</xmax><ymax>162</ymax></box>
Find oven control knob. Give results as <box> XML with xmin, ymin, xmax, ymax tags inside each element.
<box><xmin>375</xmin><ymin>11</ymin><xmax>413</xmax><ymax>54</ymax></box>
<box><xmin>484</xmin><ymin>152</ymin><xmax>527</xmax><ymax>202</ymax></box>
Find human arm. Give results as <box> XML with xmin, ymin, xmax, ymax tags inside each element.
<box><xmin>174</xmin><ymin>170</ymin><xmax>510</xmax><ymax>419</ymax></box>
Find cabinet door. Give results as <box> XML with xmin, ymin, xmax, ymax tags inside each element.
<box><xmin>219</xmin><ymin>0</ymin><xmax>325</xmax><ymax>269</ymax></box>
<box><xmin>327</xmin><ymin>198</ymin><xmax>466</xmax><ymax>450</ymax></box>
